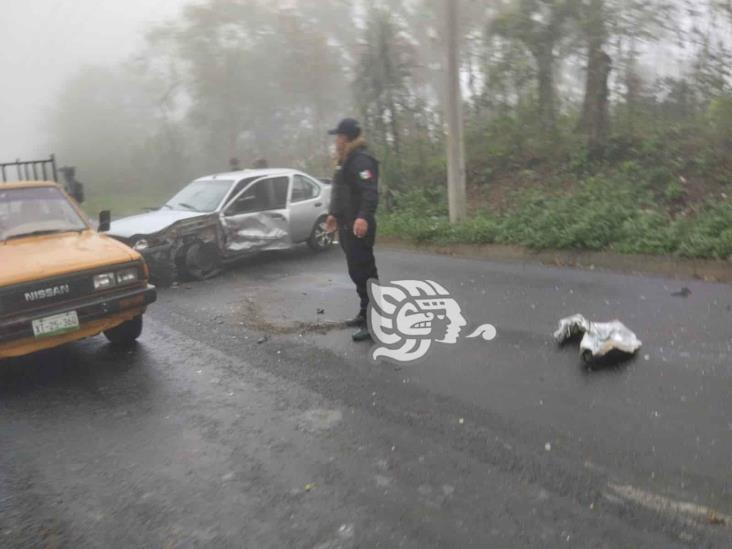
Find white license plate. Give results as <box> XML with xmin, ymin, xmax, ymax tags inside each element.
<box><xmin>32</xmin><ymin>311</ymin><xmax>80</xmax><ymax>339</ymax></box>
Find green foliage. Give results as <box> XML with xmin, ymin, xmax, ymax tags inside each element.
<box><xmin>664</xmin><ymin>180</ymin><xmax>684</xmax><ymax>203</ymax></box>
<box><xmin>707</xmin><ymin>95</ymin><xmax>732</xmax><ymax>143</ymax></box>
<box><xmin>354</xmin><ymin>8</ymin><xmax>415</xmax><ymax>141</ymax></box>
<box><xmin>379</xmin><ymin>178</ymin><xmax>732</xmax><ymax>260</ymax></box>
<box><xmin>390</xmin><ymin>188</ymin><xmax>447</xmax><ymax>217</ymax></box>
<box><xmin>568</xmin><ymin>145</ymin><xmax>593</xmax><ymax>176</ymax></box>
<box><xmin>497</xmin><ymin>177</ymin><xmax>643</xmax><ymax>250</ymax></box>
<box><xmin>447</xmin><ymin>216</ymin><xmax>502</xmax><ymax>244</ymax></box>
<box><xmin>613</xmin><ymin>210</ymin><xmax>684</xmax><ymax>255</ymax></box>
<box><xmin>378</xmin><ymin>213</ymin><xmax>449</xmax><ymax>243</ymax></box>
<box><xmin>648</xmin><ymin>166</ymin><xmax>673</xmax><ymax>188</ymax></box>
<box><xmin>677</xmin><ymin>201</ymin><xmax>732</xmax><ymax>259</ymax></box>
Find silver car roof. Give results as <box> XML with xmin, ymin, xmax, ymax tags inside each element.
<box><xmin>195</xmin><ymin>169</ymin><xmax>299</xmax><ymax>182</ymax></box>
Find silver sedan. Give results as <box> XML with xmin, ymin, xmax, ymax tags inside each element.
<box><xmin>106</xmin><ymin>169</ymin><xmax>334</xmax><ymax>284</ymax></box>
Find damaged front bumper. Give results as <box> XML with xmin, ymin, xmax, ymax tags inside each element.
<box><xmin>109</xmin><ymin>210</ymin><xmax>299</xmax><ymax>285</ymax></box>
<box><xmin>135</xmin><ymin>243</ymin><xmax>176</xmax><ymax>285</ymax></box>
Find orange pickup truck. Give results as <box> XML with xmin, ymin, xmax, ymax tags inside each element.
<box><xmin>0</xmin><ymin>180</ymin><xmax>156</xmax><ymax>359</ymax></box>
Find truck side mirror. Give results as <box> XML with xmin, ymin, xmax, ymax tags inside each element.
<box><xmin>98</xmin><ymin>210</ymin><xmax>111</xmax><ymax>232</ymax></box>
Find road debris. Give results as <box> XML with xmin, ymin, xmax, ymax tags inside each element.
<box><xmin>671</xmin><ymin>287</ymin><xmax>692</xmax><ymax>298</ymax></box>
<box><xmin>707</xmin><ymin>512</ymin><xmax>726</xmax><ymax>526</ymax></box>
<box><xmin>298</xmin><ymin>409</ymin><xmax>343</xmax><ymax>432</ymax></box>
<box><xmin>313</xmin><ymin>523</ymin><xmax>355</xmax><ymax>549</ymax></box>
<box><xmin>257</xmin><ymin>336</ymin><xmax>269</xmax><ymax>344</ymax></box>
<box><xmin>554</xmin><ymin>314</ymin><xmax>642</xmax><ymax>363</ymax></box>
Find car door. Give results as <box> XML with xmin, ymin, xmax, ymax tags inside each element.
<box><xmin>288</xmin><ymin>174</ymin><xmax>324</xmax><ymax>242</ymax></box>
<box><xmin>220</xmin><ymin>176</ymin><xmax>292</xmax><ymax>254</ymax></box>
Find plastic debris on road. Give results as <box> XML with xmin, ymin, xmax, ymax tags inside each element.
<box><xmin>554</xmin><ymin>314</ymin><xmax>642</xmax><ymax>362</ymax></box>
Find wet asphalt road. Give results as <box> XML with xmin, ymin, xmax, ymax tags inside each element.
<box><xmin>1</xmin><ymin>245</ymin><xmax>731</xmax><ymax>548</ymax></box>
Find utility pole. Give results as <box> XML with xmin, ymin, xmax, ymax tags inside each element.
<box><xmin>445</xmin><ymin>0</ymin><xmax>467</xmax><ymax>224</ymax></box>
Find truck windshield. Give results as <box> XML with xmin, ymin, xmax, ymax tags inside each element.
<box><xmin>0</xmin><ymin>186</ymin><xmax>88</xmax><ymax>241</ymax></box>
<box><xmin>164</xmin><ymin>180</ymin><xmax>234</xmax><ymax>212</ymax></box>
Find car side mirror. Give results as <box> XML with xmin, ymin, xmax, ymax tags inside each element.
<box><xmin>98</xmin><ymin>210</ymin><xmax>111</xmax><ymax>232</ymax></box>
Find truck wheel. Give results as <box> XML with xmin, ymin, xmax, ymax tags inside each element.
<box><xmin>307</xmin><ymin>217</ymin><xmax>334</xmax><ymax>252</ymax></box>
<box><xmin>104</xmin><ymin>315</ymin><xmax>143</xmax><ymax>345</ymax></box>
<box><xmin>179</xmin><ymin>241</ymin><xmax>222</xmax><ymax>281</ymax></box>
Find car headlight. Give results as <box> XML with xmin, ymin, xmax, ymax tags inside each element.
<box><xmin>93</xmin><ymin>272</ymin><xmax>117</xmax><ymax>290</ymax></box>
<box><xmin>116</xmin><ymin>268</ymin><xmax>139</xmax><ymax>285</ymax></box>
<box><xmin>133</xmin><ymin>239</ymin><xmax>149</xmax><ymax>251</ymax></box>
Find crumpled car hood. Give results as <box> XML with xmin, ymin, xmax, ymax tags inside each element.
<box><xmin>108</xmin><ymin>209</ymin><xmax>208</xmax><ymax>238</ymax></box>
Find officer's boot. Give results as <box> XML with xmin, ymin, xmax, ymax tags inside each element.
<box><xmin>345</xmin><ymin>310</ymin><xmax>366</xmax><ymax>328</ymax></box>
<box><xmin>352</xmin><ymin>326</ymin><xmax>372</xmax><ymax>342</ymax></box>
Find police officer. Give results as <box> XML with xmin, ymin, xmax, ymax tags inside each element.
<box><xmin>325</xmin><ymin>118</ymin><xmax>379</xmax><ymax>342</ymax></box>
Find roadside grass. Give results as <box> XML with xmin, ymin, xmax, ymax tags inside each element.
<box><xmin>379</xmin><ymin>177</ymin><xmax>732</xmax><ymax>260</ymax></box>
<box><xmin>78</xmin><ymin>173</ymin><xmax>732</xmax><ymax>260</ymax></box>
<box><xmin>82</xmin><ymin>190</ymin><xmax>170</xmax><ymax>219</ymax></box>
<box><xmin>374</xmin><ymin>110</ymin><xmax>732</xmax><ymax>261</ymax></box>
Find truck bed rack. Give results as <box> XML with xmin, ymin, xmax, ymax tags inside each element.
<box><xmin>1</xmin><ymin>155</ymin><xmax>58</xmax><ymax>183</ymax></box>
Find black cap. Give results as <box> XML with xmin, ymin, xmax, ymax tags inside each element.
<box><xmin>328</xmin><ymin>118</ymin><xmax>362</xmax><ymax>139</ymax></box>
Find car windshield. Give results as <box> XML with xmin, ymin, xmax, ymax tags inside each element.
<box><xmin>0</xmin><ymin>186</ymin><xmax>88</xmax><ymax>241</ymax></box>
<box><xmin>164</xmin><ymin>180</ymin><xmax>234</xmax><ymax>212</ymax></box>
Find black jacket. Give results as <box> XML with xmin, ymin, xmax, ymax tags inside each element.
<box><xmin>329</xmin><ymin>145</ymin><xmax>379</xmax><ymax>225</ymax></box>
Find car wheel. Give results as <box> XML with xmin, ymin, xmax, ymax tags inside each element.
<box><xmin>179</xmin><ymin>241</ymin><xmax>222</xmax><ymax>281</ymax></box>
<box><xmin>104</xmin><ymin>315</ymin><xmax>143</xmax><ymax>345</ymax></box>
<box><xmin>307</xmin><ymin>217</ymin><xmax>334</xmax><ymax>251</ymax></box>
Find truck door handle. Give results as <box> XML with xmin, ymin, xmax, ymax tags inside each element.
<box><xmin>315</xmin><ymin>202</ymin><xmax>322</xmax><ymax>207</ymax></box>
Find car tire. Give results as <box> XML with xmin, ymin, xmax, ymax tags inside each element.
<box><xmin>104</xmin><ymin>315</ymin><xmax>143</xmax><ymax>345</ymax></box>
<box><xmin>178</xmin><ymin>241</ymin><xmax>222</xmax><ymax>281</ymax></box>
<box><xmin>307</xmin><ymin>217</ymin><xmax>334</xmax><ymax>252</ymax></box>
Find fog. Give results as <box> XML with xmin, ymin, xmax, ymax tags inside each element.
<box><xmin>2</xmin><ymin>0</ymin><xmax>729</xmax><ymax>221</ymax></box>
<box><xmin>0</xmin><ymin>0</ymin><xmax>187</xmax><ymax>158</ymax></box>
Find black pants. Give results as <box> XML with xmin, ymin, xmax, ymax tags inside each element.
<box><xmin>339</xmin><ymin>221</ymin><xmax>378</xmax><ymax>315</ymax></box>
